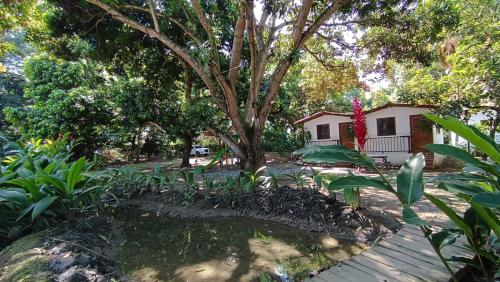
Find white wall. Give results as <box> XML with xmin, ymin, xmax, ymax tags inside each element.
<box><xmin>365</xmin><ymin>106</ymin><xmax>443</xmax><ymax>167</ymax></box>
<box><xmin>304</xmin><ymin>115</ymin><xmax>352</xmax><ymax>141</ymax></box>
<box><xmin>365</xmin><ymin>107</ymin><xmax>431</xmax><ymax>137</ymax></box>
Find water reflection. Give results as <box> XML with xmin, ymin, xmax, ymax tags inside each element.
<box><xmin>113</xmin><ymin>209</ymin><xmax>364</xmax><ymax>281</ymax></box>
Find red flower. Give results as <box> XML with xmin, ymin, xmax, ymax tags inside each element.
<box><xmin>352</xmin><ymin>97</ymin><xmax>367</xmax><ymax>152</ymax></box>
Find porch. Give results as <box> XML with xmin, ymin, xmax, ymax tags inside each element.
<box><xmin>307</xmin><ymin>136</ymin><xmax>412</xmax><ymax>153</ymax></box>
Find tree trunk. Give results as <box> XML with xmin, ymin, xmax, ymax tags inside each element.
<box><xmin>238</xmin><ymin>128</ymin><xmax>266</xmax><ymax>172</ymax></box>
<box><xmin>135</xmin><ymin>133</ymin><xmax>141</xmax><ymax>163</ymax></box>
<box><xmin>181</xmin><ymin>135</ymin><xmax>192</xmax><ymax>167</ymax></box>
<box><xmin>489</xmin><ymin>109</ymin><xmax>500</xmax><ymax>140</ymax></box>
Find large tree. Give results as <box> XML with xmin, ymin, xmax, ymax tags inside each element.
<box><xmin>51</xmin><ymin>0</ymin><xmax>415</xmax><ymax>171</ymax></box>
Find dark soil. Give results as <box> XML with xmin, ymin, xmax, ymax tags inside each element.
<box><xmin>126</xmin><ymin>186</ymin><xmax>402</xmax><ymax>243</ymax></box>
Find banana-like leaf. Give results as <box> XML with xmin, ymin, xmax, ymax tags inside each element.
<box><xmin>328</xmin><ymin>176</ymin><xmax>393</xmax><ymax>192</ymax></box>
<box><xmin>425</xmin><ymin>144</ymin><xmax>499</xmax><ymax>176</ymax></box>
<box><xmin>32</xmin><ymin>196</ymin><xmax>58</xmax><ymax>220</ymax></box>
<box><xmin>303</xmin><ymin>150</ymin><xmax>377</xmax><ymax>171</ymax></box>
<box><xmin>470</xmin><ymin>202</ymin><xmax>500</xmax><ymax>238</ymax></box>
<box><xmin>424</xmin><ymin>193</ymin><xmax>473</xmax><ymax>238</ymax></box>
<box><xmin>0</xmin><ymin>190</ymin><xmax>29</xmax><ymax>206</ymax></box>
<box><xmin>430</xmin><ymin>229</ymin><xmax>461</xmax><ymax>250</ymax></box>
<box><xmin>402</xmin><ymin>205</ymin><xmax>428</xmax><ymax>226</ymax></box>
<box><xmin>37</xmin><ymin>174</ymin><xmax>67</xmax><ymax>196</ymax></box>
<box><xmin>438</xmin><ymin>182</ymin><xmax>485</xmax><ymax>196</ymax></box>
<box><xmin>471</xmin><ymin>192</ymin><xmax>500</xmax><ymax>208</ymax></box>
<box><xmin>66</xmin><ymin>157</ymin><xmax>86</xmax><ymax>193</ymax></box>
<box><xmin>423</xmin><ymin>114</ymin><xmax>500</xmax><ymax>163</ymax></box>
<box><xmin>397</xmin><ymin>153</ymin><xmax>424</xmax><ymax>205</ymax></box>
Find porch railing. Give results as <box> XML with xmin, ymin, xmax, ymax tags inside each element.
<box><xmin>307</xmin><ymin>139</ymin><xmax>340</xmax><ymax>146</ymax></box>
<box><xmin>365</xmin><ymin>136</ymin><xmax>411</xmax><ymax>153</ymax></box>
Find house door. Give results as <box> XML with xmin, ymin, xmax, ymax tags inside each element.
<box><xmin>339</xmin><ymin>122</ymin><xmax>355</xmax><ymax>149</ymax></box>
<box><xmin>410</xmin><ymin>115</ymin><xmax>434</xmax><ymax>166</ymax></box>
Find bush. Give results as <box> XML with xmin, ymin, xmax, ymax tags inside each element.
<box><xmin>262</xmin><ymin>127</ymin><xmax>303</xmax><ymax>153</ymax></box>
<box><xmin>0</xmin><ymin>137</ymin><xmax>109</xmax><ymax>243</ymax></box>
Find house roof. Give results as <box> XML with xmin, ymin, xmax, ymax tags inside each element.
<box><xmin>363</xmin><ymin>103</ymin><xmax>437</xmax><ymax>114</ymax></box>
<box><xmin>293</xmin><ymin>111</ymin><xmax>352</xmax><ymax>125</ymax></box>
<box><xmin>294</xmin><ymin>103</ymin><xmax>437</xmax><ymax>125</ymax></box>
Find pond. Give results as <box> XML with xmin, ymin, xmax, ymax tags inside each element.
<box><xmin>112</xmin><ymin>209</ymin><xmax>366</xmax><ymax>281</ymax></box>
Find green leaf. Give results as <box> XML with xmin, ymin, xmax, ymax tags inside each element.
<box><xmin>424</xmin><ymin>193</ymin><xmax>473</xmax><ymax>238</ymax></box>
<box><xmin>397</xmin><ymin>153</ymin><xmax>425</xmax><ymax>205</ymax></box>
<box><xmin>430</xmin><ymin>229</ymin><xmax>461</xmax><ymax>250</ymax></box>
<box><xmin>423</xmin><ymin>114</ymin><xmax>500</xmax><ymax>163</ymax></box>
<box><xmin>0</xmin><ymin>190</ymin><xmax>29</xmax><ymax>206</ymax></box>
<box><xmin>67</xmin><ymin>157</ymin><xmax>86</xmax><ymax>192</ymax></box>
<box><xmin>471</xmin><ymin>192</ymin><xmax>500</xmax><ymax>208</ymax></box>
<box><xmin>37</xmin><ymin>174</ymin><xmax>67</xmax><ymax>195</ymax></box>
<box><xmin>438</xmin><ymin>182</ymin><xmax>485</xmax><ymax>196</ymax></box>
<box><xmin>470</xmin><ymin>203</ymin><xmax>500</xmax><ymax>238</ymax></box>
<box><xmin>32</xmin><ymin>196</ymin><xmax>58</xmax><ymax>220</ymax></box>
<box><xmin>303</xmin><ymin>150</ymin><xmax>376</xmax><ymax>171</ymax></box>
<box><xmin>402</xmin><ymin>205</ymin><xmax>429</xmax><ymax>226</ymax></box>
<box><xmin>425</xmin><ymin>144</ymin><xmax>499</xmax><ymax>176</ymax></box>
<box><xmin>328</xmin><ymin>176</ymin><xmax>393</xmax><ymax>192</ymax></box>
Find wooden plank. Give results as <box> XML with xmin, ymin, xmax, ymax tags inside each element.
<box><xmin>391</xmin><ymin>233</ymin><xmax>470</xmax><ymax>258</ymax></box>
<box><xmin>312</xmin><ymin>267</ymin><xmax>349</xmax><ymax>282</ymax></box>
<box><xmin>395</xmin><ymin>231</ymin><xmax>471</xmax><ymax>257</ymax></box>
<box><xmin>349</xmin><ymin>253</ymin><xmax>424</xmax><ymax>281</ymax></box>
<box><xmin>378</xmin><ymin>240</ymin><xmax>463</xmax><ymax>272</ymax></box>
<box><xmin>361</xmin><ymin>248</ymin><xmax>443</xmax><ymax>281</ymax></box>
<box><xmin>372</xmin><ymin>244</ymin><xmax>451</xmax><ymax>278</ymax></box>
<box><xmin>334</xmin><ymin>264</ymin><xmax>384</xmax><ymax>282</ymax></box>
<box><xmin>342</xmin><ymin>261</ymin><xmax>393</xmax><ymax>282</ymax></box>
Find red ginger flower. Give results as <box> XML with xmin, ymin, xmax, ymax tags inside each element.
<box><xmin>352</xmin><ymin>97</ymin><xmax>367</xmax><ymax>152</ymax></box>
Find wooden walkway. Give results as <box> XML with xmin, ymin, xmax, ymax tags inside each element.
<box><xmin>309</xmin><ymin>225</ymin><xmax>472</xmax><ymax>282</ymax></box>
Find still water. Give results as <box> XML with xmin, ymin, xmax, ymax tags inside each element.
<box><xmin>113</xmin><ymin>209</ymin><xmax>365</xmax><ymax>282</ymax></box>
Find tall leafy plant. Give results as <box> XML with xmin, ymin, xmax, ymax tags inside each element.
<box><xmin>300</xmin><ymin>115</ymin><xmax>499</xmax><ymax>281</ymax></box>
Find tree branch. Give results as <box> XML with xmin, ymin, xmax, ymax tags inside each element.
<box><xmin>146</xmin><ymin>0</ymin><xmax>160</xmax><ymax>32</ymax></box>
<box><xmin>229</xmin><ymin>4</ymin><xmax>246</xmax><ymax>88</ymax></box>
<box><xmin>119</xmin><ymin>4</ymin><xmax>201</xmax><ymax>44</ymax></box>
<box><xmin>258</xmin><ymin>0</ymin><xmax>351</xmax><ymax>128</ymax></box>
<box><xmin>85</xmin><ymin>0</ymin><xmax>223</xmax><ymax>110</ymax></box>
<box><xmin>207</xmin><ymin>127</ymin><xmax>243</xmax><ymax>158</ymax></box>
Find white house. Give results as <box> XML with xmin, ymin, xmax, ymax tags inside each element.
<box><xmin>294</xmin><ymin>103</ymin><xmax>445</xmax><ymax>167</ymax></box>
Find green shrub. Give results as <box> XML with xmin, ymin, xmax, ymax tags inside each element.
<box><xmin>0</xmin><ymin>137</ymin><xmax>109</xmax><ymax>242</ymax></box>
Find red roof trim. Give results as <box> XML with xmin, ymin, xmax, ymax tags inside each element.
<box><xmin>293</xmin><ymin>111</ymin><xmax>352</xmax><ymax>125</ymax></box>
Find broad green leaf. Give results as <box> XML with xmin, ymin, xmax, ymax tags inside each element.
<box><xmin>328</xmin><ymin>176</ymin><xmax>393</xmax><ymax>192</ymax></box>
<box><xmin>0</xmin><ymin>190</ymin><xmax>29</xmax><ymax>205</ymax></box>
<box><xmin>424</xmin><ymin>193</ymin><xmax>473</xmax><ymax>238</ymax></box>
<box><xmin>402</xmin><ymin>205</ymin><xmax>429</xmax><ymax>226</ymax></box>
<box><xmin>303</xmin><ymin>150</ymin><xmax>376</xmax><ymax>171</ymax></box>
<box><xmin>423</xmin><ymin>114</ymin><xmax>500</xmax><ymax>163</ymax></box>
<box><xmin>32</xmin><ymin>196</ymin><xmax>58</xmax><ymax>220</ymax></box>
<box><xmin>470</xmin><ymin>202</ymin><xmax>500</xmax><ymax>238</ymax></box>
<box><xmin>471</xmin><ymin>192</ymin><xmax>500</xmax><ymax>208</ymax></box>
<box><xmin>425</xmin><ymin>144</ymin><xmax>499</xmax><ymax>176</ymax></box>
<box><xmin>67</xmin><ymin>157</ymin><xmax>86</xmax><ymax>192</ymax></box>
<box><xmin>397</xmin><ymin>153</ymin><xmax>425</xmax><ymax>205</ymax></box>
<box><xmin>438</xmin><ymin>182</ymin><xmax>484</xmax><ymax>196</ymax></box>
<box><xmin>37</xmin><ymin>174</ymin><xmax>67</xmax><ymax>195</ymax></box>
<box><xmin>430</xmin><ymin>229</ymin><xmax>461</xmax><ymax>250</ymax></box>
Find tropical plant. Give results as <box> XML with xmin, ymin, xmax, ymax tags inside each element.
<box><xmin>285</xmin><ymin>170</ymin><xmax>308</xmax><ymax>189</ymax></box>
<box><xmin>0</xmin><ymin>137</ymin><xmax>108</xmax><ymax>241</ymax></box>
<box><xmin>299</xmin><ymin>115</ymin><xmax>500</xmax><ymax>281</ymax></box>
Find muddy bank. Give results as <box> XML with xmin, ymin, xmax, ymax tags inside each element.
<box><xmin>0</xmin><ymin>216</ymin><xmax>116</xmax><ymax>282</ymax></box>
<box><xmin>126</xmin><ymin>186</ymin><xmax>402</xmax><ymax>243</ymax></box>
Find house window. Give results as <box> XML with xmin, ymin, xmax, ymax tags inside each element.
<box><xmin>316</xmin><ymin>124</ymin><xmax>330</xmax><ymax>140</ymax></box>
<box><xmin>377</xmin><ymin>117</ymin><xmax>396</xmax><ymax>136</ymax></box>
